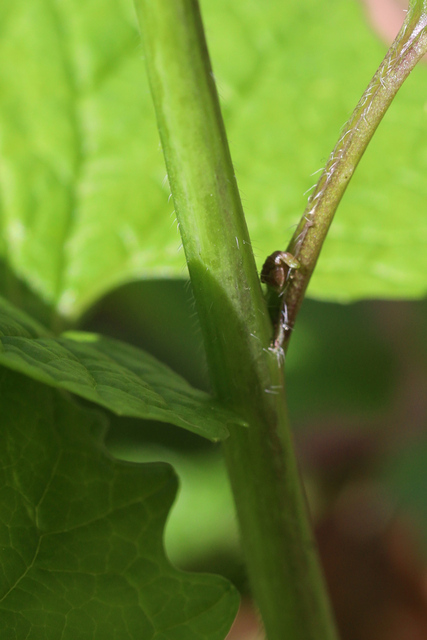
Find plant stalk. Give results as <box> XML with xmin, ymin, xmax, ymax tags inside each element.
<box><xmin>278</xmin><ymin>0</ymin><xmax>427</xmax><ymax>352</ymax></box>
<box><xmin>134</xmin><ymin>0</ymin><xmax>338</xmax><ymax>638</ymax></box>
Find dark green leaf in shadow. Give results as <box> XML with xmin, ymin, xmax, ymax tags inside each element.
<box><xmin>0</xmin><ymin>367</ymin><xmax>239</xmax><ymax>639</ymax></box>
<box><xmin>0</xmin><ymin>297</ymin><xmax>244</xmax><ymax>440</ymax></box>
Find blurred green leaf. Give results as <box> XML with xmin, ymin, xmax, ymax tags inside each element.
<box><xmin>286</xmin><ymin>299</ymin><xmax>399</xmax><ymax>423</ymax></box>
<box><xmin>0</xmin><ymin>296</ymin><xmax>243</xmax><ymax>440</ymax></box>
<box><xmin>1</xmin><ymin>0</ymin><xmax>426</xmax><ymax>320</ymax></box>
<box><xmin>0</xmin><ymin>367</ymin><xmax>239</xmax><ymax>639</ymax></box>
<box><xmin>204</xmin><ymin>0</ymin><xmax>427</xmax><ymax>302</ymax></box>
<box><xmin>0</xmin><ymin>0</ymin><xmax>175</xmax><ymax>320</ymax></box>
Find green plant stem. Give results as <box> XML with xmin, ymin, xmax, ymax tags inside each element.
<box><xmin>278</xmin><ymin>0</ymin><xmax>427</xmax><ymax>353</ymax></box>
<box><xmin>134</xmin><ymin>1</ymin><xmax>338</xmax><ymax>639</ymax></box>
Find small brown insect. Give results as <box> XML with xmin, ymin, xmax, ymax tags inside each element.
<box><xmin>261</xmin><ymin>251</ymin><xmax>300</xmax><ymax>293</ymax></box>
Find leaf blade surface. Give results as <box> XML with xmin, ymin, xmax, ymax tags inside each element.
<box><xmin>0</xmin><ymin>367</ymin><xmax>239</xmax><ymax>639</ymax></box>
<box><xmin>0</xmin><ymin>297</ymin><xmax>241</xmax><ymax>440</ymax></box>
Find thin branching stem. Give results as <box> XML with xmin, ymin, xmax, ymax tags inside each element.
<box><xmin>274</xmin><ymin>0</ymin><xmax>427</xmax><ymax>353</ymax></box>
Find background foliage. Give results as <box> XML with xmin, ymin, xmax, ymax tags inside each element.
<box><xmin>1</xmin><ymin>0</ymin><xmax>427</xmax><ymax>324</ymax></box>
<box><xmin>1</xmin><ymin>0</ymin><xmax>427</xmax><ymax>638</ymax></box>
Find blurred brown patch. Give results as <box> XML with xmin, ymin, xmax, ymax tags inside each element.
<box><xmin>226</xmin><ymin>600</ymin><xmax>261</xmax><ymax>640</ymax></box>
<box><xmin>317</xmin><ymin>488</ymin><xmax>427</xmax><ymax>640</ymax></box>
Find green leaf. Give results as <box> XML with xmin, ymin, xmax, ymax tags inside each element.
<box><xmin>0</xmin><ymin>296</ymin><xmax>242</xmax><ymax>440</ymax></box>
<box><xmin>202</xmin><ymin>0</ymin><xmax>427</xmax><ymax>302</ymax></box>
<box><xmin>1</xmin><ymin>0</ymin><xmax>426</xmax><ymax>317</ymax></box>
<box><xmin>0</xmin><ymin>367</ymin><xmax>239</xmax><ymax>639</ymax></box>
<box><xmin>0</xmin><ymin>0</ymin><xmax>176</xmax><ymax>320</ymax></box>
<box><xmin>110</xmin><ymin>444</ymin><xmax>240</xmax><ymax>569</ymax></box>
